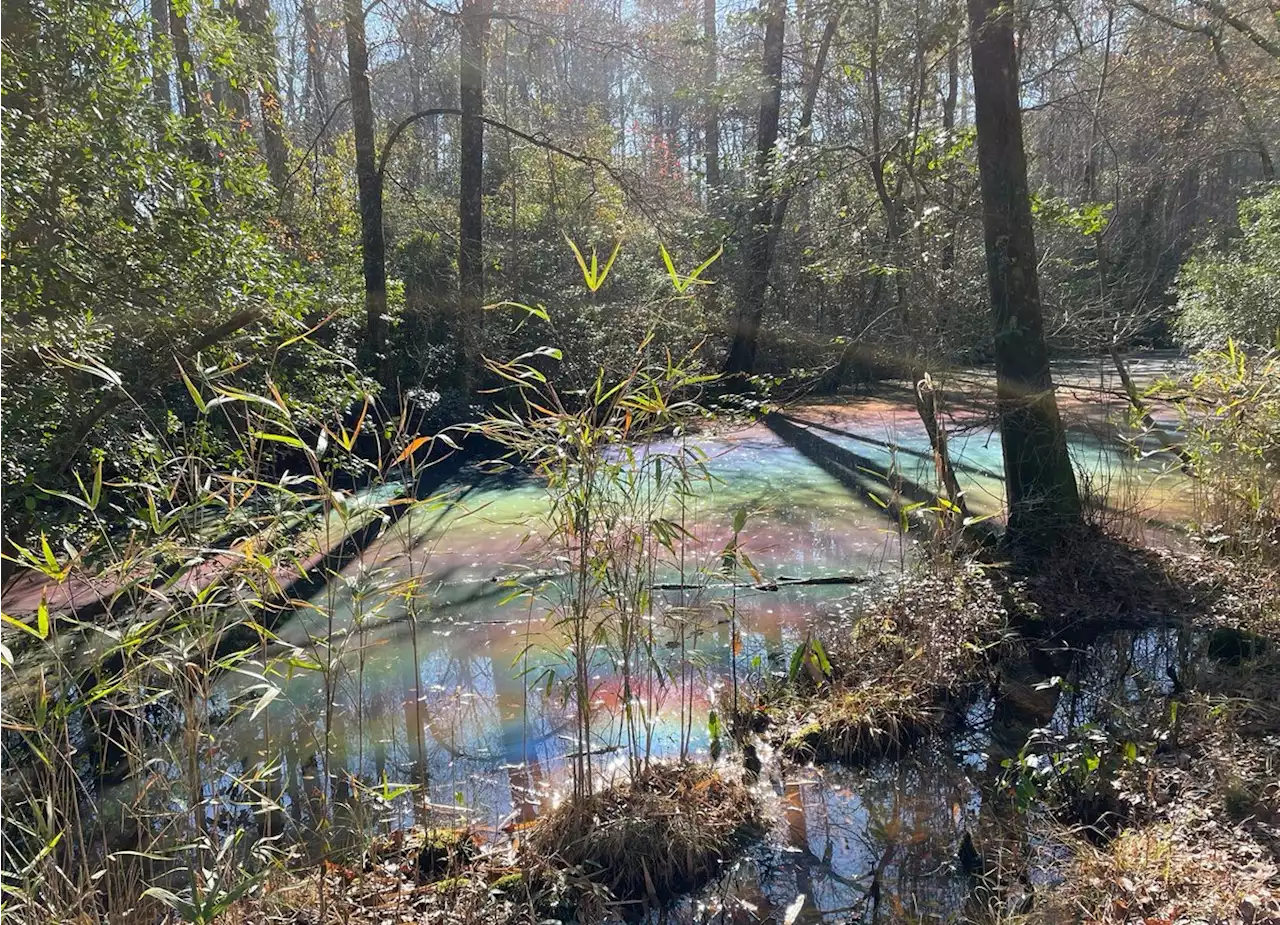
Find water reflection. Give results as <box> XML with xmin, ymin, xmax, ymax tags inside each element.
<box><xmin>86</xmin><ymin>381</ymin><xmax>1197</xmax><ymax>917</ymax></box>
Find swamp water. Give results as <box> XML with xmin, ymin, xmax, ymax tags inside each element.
<box><xmin>78</xmin><ymin>362</ymin><xmax>1198</xmax><ymax>922</ymax></box>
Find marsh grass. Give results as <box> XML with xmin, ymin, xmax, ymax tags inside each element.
<box><xmin>521</xmin><ymin>762</ymin><xmax>763</xmax><ymax>915</ymax></box>
<box><xmin>764</xmin><ymin>564</ymin><xmax>1007</xmax><ymax>764</ymax></box>
<box><xmin>0</xmin><ymin>375</ymin><xmax>459</xmax><ymax>925</ymax></box>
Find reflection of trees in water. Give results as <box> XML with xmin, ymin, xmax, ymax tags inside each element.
<box><xmin>778</xmin><ymin>758</ymin><xmax>974</xmax><ymax>920</ymax></box>
<box><xmin>663</xmin><ymin>756</ymin><xmax>978</xmax><ymax>923</ymax></box>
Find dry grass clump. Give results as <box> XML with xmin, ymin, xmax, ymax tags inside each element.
<box><xmin>1035</xmin><ymin>574</ymin><xmax>1280</xmax><ymax>924</ymax></box>
<box><xmin>223</xmin><ymin>825</ymin><xmax>551</xmax><ymax>925</ymax></box>
<box><xmin>520</xmin><ymin>762</ymin><xmax>763</xmax><ymax>915</ymax></box>
<box><xmin>1038</xmin><ymin>816</ymin><xmax>1279</xmax><ymax>924</ymax></box>
<box><xmin>780</xmin><ymin>678</ymin><xmax>938</xmax><ymax>762</ymax></box>
<box><xmin>768</xmin><ymin>563</ymin><xmax>1006</xmax><ymax>764</ymax></box>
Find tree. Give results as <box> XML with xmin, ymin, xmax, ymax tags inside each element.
<box><xmin>242</xmin><ymin>0</ymin><xmax>289</xmax><ymax>192</ymax></box>
<box><xmin>169</xmin><ymin>0</ymin><xmax>213</xmax><ymax>166</ymax></box>
<box><xmin>703</xmin><ymin>0</ymin><xmax>719</xmax><ymax>197</ymax></box>
<box><xmin>343</xmin><ymin>0</ymin><xmax>388</xmax><ymax>380</ymax></box>
<box><xmin>459</xmin><ymin>0</ymin><xmax>493</xmax><ymax>381</ymax></box>
<box><xmin>966</xmin><ymin>0</ymin><xmax>1081</xmax><ymax>548</ymax></box>
<box><xmin>150</xmin><ymin>0</ymin><xmax>171</xmax><ymax>112</ymax></box>
<box><xmin>723</xmin><ymin>0</ymin><xmax>787</xmax><ymax>378</ymax></box>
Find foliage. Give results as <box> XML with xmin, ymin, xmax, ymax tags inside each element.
<box><xmin>1157</xmin><ymin>341</ymin><xmax>1280</xmax><ymax>561</ymax></box>
<box><xmin>476</xmin><ymin>241</ymin><xmax>725</xmax><ymax>795</ymax></box>
<box><xmin>0</xmin><ymin>0</ymin><xmax>366</xmax><ymax>544</ymax></box>
<box><xmin>1175</xmin><ymin>187</ymin><xmax>1280</xmax><ymax>351</ymax></box>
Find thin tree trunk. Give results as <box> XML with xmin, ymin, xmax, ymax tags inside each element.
<box><xmin>244</xmin><ymin>0</ymin><xmax>289</xmax><ymax>192</ymax></box>
<box><xmin>302</xmin><ymin>0</ymin><xmax>330</xmax><ymax>149</ymax></box>
<box><xmin>459</xmin><ymin>0</ymin><xmax>493</xmax><ymax>383</ymax></box>
<box><xmin>220</xmin><ymin>0</ymin><xmax>251</xmax><ymax>119</ymax></box>
<box><xmin>914</xmin><ymin>375</ymin><xmax>969</xmax><ymax>519</ymax></box>
<box><xmin>1083</xmin><ymin>9</ymin><xmax>1113</xmax><ymax>199</ymax></box>
<box><xmin>937</xmin><ymin>0</ymin><xmax>961</xmax><ymax>286</ymax></box>
<box><xmin>1210</xmin><ymin>31</ymin><xmax>1275</xmax><ymax>181</ymax></box>
<box><xmin>169</xmin><ymin>0</ymin><xmax>215</xmax><ymax>167</ymax></box>
<box><xmin>150</xmin><ymin>0</ymin><xmax>172</xmax><ymax>112</ymax></box>
<box><xmin>343</xmin><ymin>0</ymin><xmax>388</xmax><ymax>380</ymax></box>
<box><xmin>703</xmin><ymin>0</ymin><xmax>720</xmax><ymax>197</ymax></box>
<box><xmin>967</xmin><ymin>0</ymin><xmax>1081</xmax><ymax>550</ymax></box>
<box><xmin>763</xmin><ymin>14</ymin><xmax>838</xmax><ymax>257</ymax></box>
<box><xmin>723</xmin><ymin>0</ymin><xmax>786</xmax><ymax>378</ymax></box>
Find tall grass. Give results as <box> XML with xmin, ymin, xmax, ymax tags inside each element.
<box><xmin>1</xmin><ymin>375</ymin><xmax>452</xmax><ymax>924</ymax></box>
<box><xmin>475</xmin><ymin>243</ymin><xmax>727</xmax><ymax>798</ymax></box>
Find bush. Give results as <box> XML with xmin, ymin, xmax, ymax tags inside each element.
<box><xmin>1160</xmin><ymin>342</ymin><xmax>1280</xmax><ymax>562</ymax></box>
<box><xmin>1175</xmin><ymin>187</ymin><xmax>1280</xmax><ymax>351</ymax></box>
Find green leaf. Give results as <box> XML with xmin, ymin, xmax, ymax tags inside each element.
<box><xmin>251</xmin><ymin>431</ymin><xmax>307</xmax><ymax>450</ymax></box>
<box><xmin>178</xmin><ymin>361</ymin><xmax>208</xmax><ymax>413</ymax></box>
<box><xmin>1</xmin><ymin>611</ymin><xmax>45</xmax><ymax>641</ymax></box>
<box><xmin>249</xmin><ymin>684</ymin><xmax>281</xmax><ymax>721</ymax></box>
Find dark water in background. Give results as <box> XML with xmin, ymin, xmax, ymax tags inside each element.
<box><xmin>92</xmin><ymin>358</ymin><xmax>1197</xmax><ymax>921</ymax></box>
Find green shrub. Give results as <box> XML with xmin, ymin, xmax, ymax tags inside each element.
<box><xmin>1175</xmin><ymin>187</ymin><xmax>1280</xmax><ymax>351</ymax></box>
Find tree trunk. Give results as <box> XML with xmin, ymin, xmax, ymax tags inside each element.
<box><xmin>150</xmin><ymin>0</ymin><xmax>172</xmax><ymax>112</ymax></box>
<box><xmin>343</xmin><ymin>0</ymin><xmax>388</xmax><ymax>380</ymax></box>
<box><xmin>967</xmin><ymin>0</ymin><xmax>1081</xmax><ymax>550</ymax></box>
<box><xmin>1210</xmin><ymin>31</ymin><xmax>1275</xmax><ymax>181</ymax></box>
<box><xmin>220</xmin><ymin>0</ymin><xmax>251</xmax><ymax>119</ymax></box>
<box><xmin>723</xmin><ymin>0</ymin><xmax>786</xmax><ymax>378</ymax></box>
<box><xmin>938</xmin><ymin>0</ymin><xmax>961</xmax><ymax>281</ymax></box>
<box><xmin>301</xmin><ymin>0</ymin><xmax>330</xmax><ymax>148</ymax></box>
<box><xmin>169</xmin><ymin>0</ymin><xmax>215</xmax><ymax>167</ymax></box>
<box><xmin>703</xmin><ymin>0</ymin><xmax>720</xmax><ymax>196</ymax></box>
<box><xmin>243</xmin><ymin>0</ymin><xmax>289</xmax><ymax>192</ymax></box>
<box><xmin>459</xmin><ymin>0</ymin><xmax>492</xmax><ymax>382</ymax></box>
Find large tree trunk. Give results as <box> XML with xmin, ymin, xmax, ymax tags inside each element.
<box><xmin>703</xmin><ymin>0</ymin><xmax>720</xmax><ymax>197</ymax></box>
<box><xmin>723</xmin><ymin>0</ymin><xmax>786</xmax><ymax>379</ymax></box>
<box><xmin>459</xmin><ymin>0</ymin><xmax>492</xmax><ymax>384</ymax></box>
<box><xmin>967</xmin><ymin>0</ymin><xmax>1081</xmax><ymax>550</ymax></box>
<box><xmin>343</xmin><ymin>0</ymin><xmax>389</xmax><ymax>381</ymax></box>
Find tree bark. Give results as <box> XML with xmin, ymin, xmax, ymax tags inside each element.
<box><xmin>723</xmin><ymin>0</ymin><xmax>786</xmax><ymax>378</ymax></box>
<box><xmin>343</xmin><ymin>0</ymin><xmax>389</xmax><ymax>381</ymax></box>
<box><xmin>1209</xmin><ymin>31</ymin><xmax>1274</xmax><ymax>181</ymax></box>
<box><xmin>150</xmin><ymin>0</ymin><xmax>172</xmax><ymax>113</ymax></box>
<box><xmin>220</xmin><ymin>0</ymin><xmax>251</xmax><ymax>119</ymax></box>
<box><xmin>300</xmin><ymin>0</ymin><xmax>327</xmax><ymax>122</ymax></box>
<box><xmin>459</xmin><ymin>0</ymin><xmax>493</xmax><ymax>382</ymax></box>
<box><xmin>703</xmin><ymin>0</ymin><xmax>720</xmax><ymax>197</ymax></box>
<box><xmin>169</xmin><ymin>0</ymin><xmax>215</xmax><ymax>168</ymax></box>
<box><xmin>967</xmin><ymin>0</ymin><xmax>1081</xmax><ymax>550</ymax></box>
<box><xmin>938</xmin><ymin>0</ymin><xmax>962</xmax><ymax>283</ymax></box>
<box><xmin>243</xmin><ymin>0</ymin><xmax>289</xmax><ymax>192</ymax></box>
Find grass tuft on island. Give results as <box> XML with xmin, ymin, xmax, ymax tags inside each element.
<box><xmin>765</xmin><ymin>562</ymin><xmax>1008</xmax><ymax>764</ymax></box>
<box><xmin>522</xmin><ymin>762</ymin><xmax>764</xmax><ymax>918</ymax></box>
